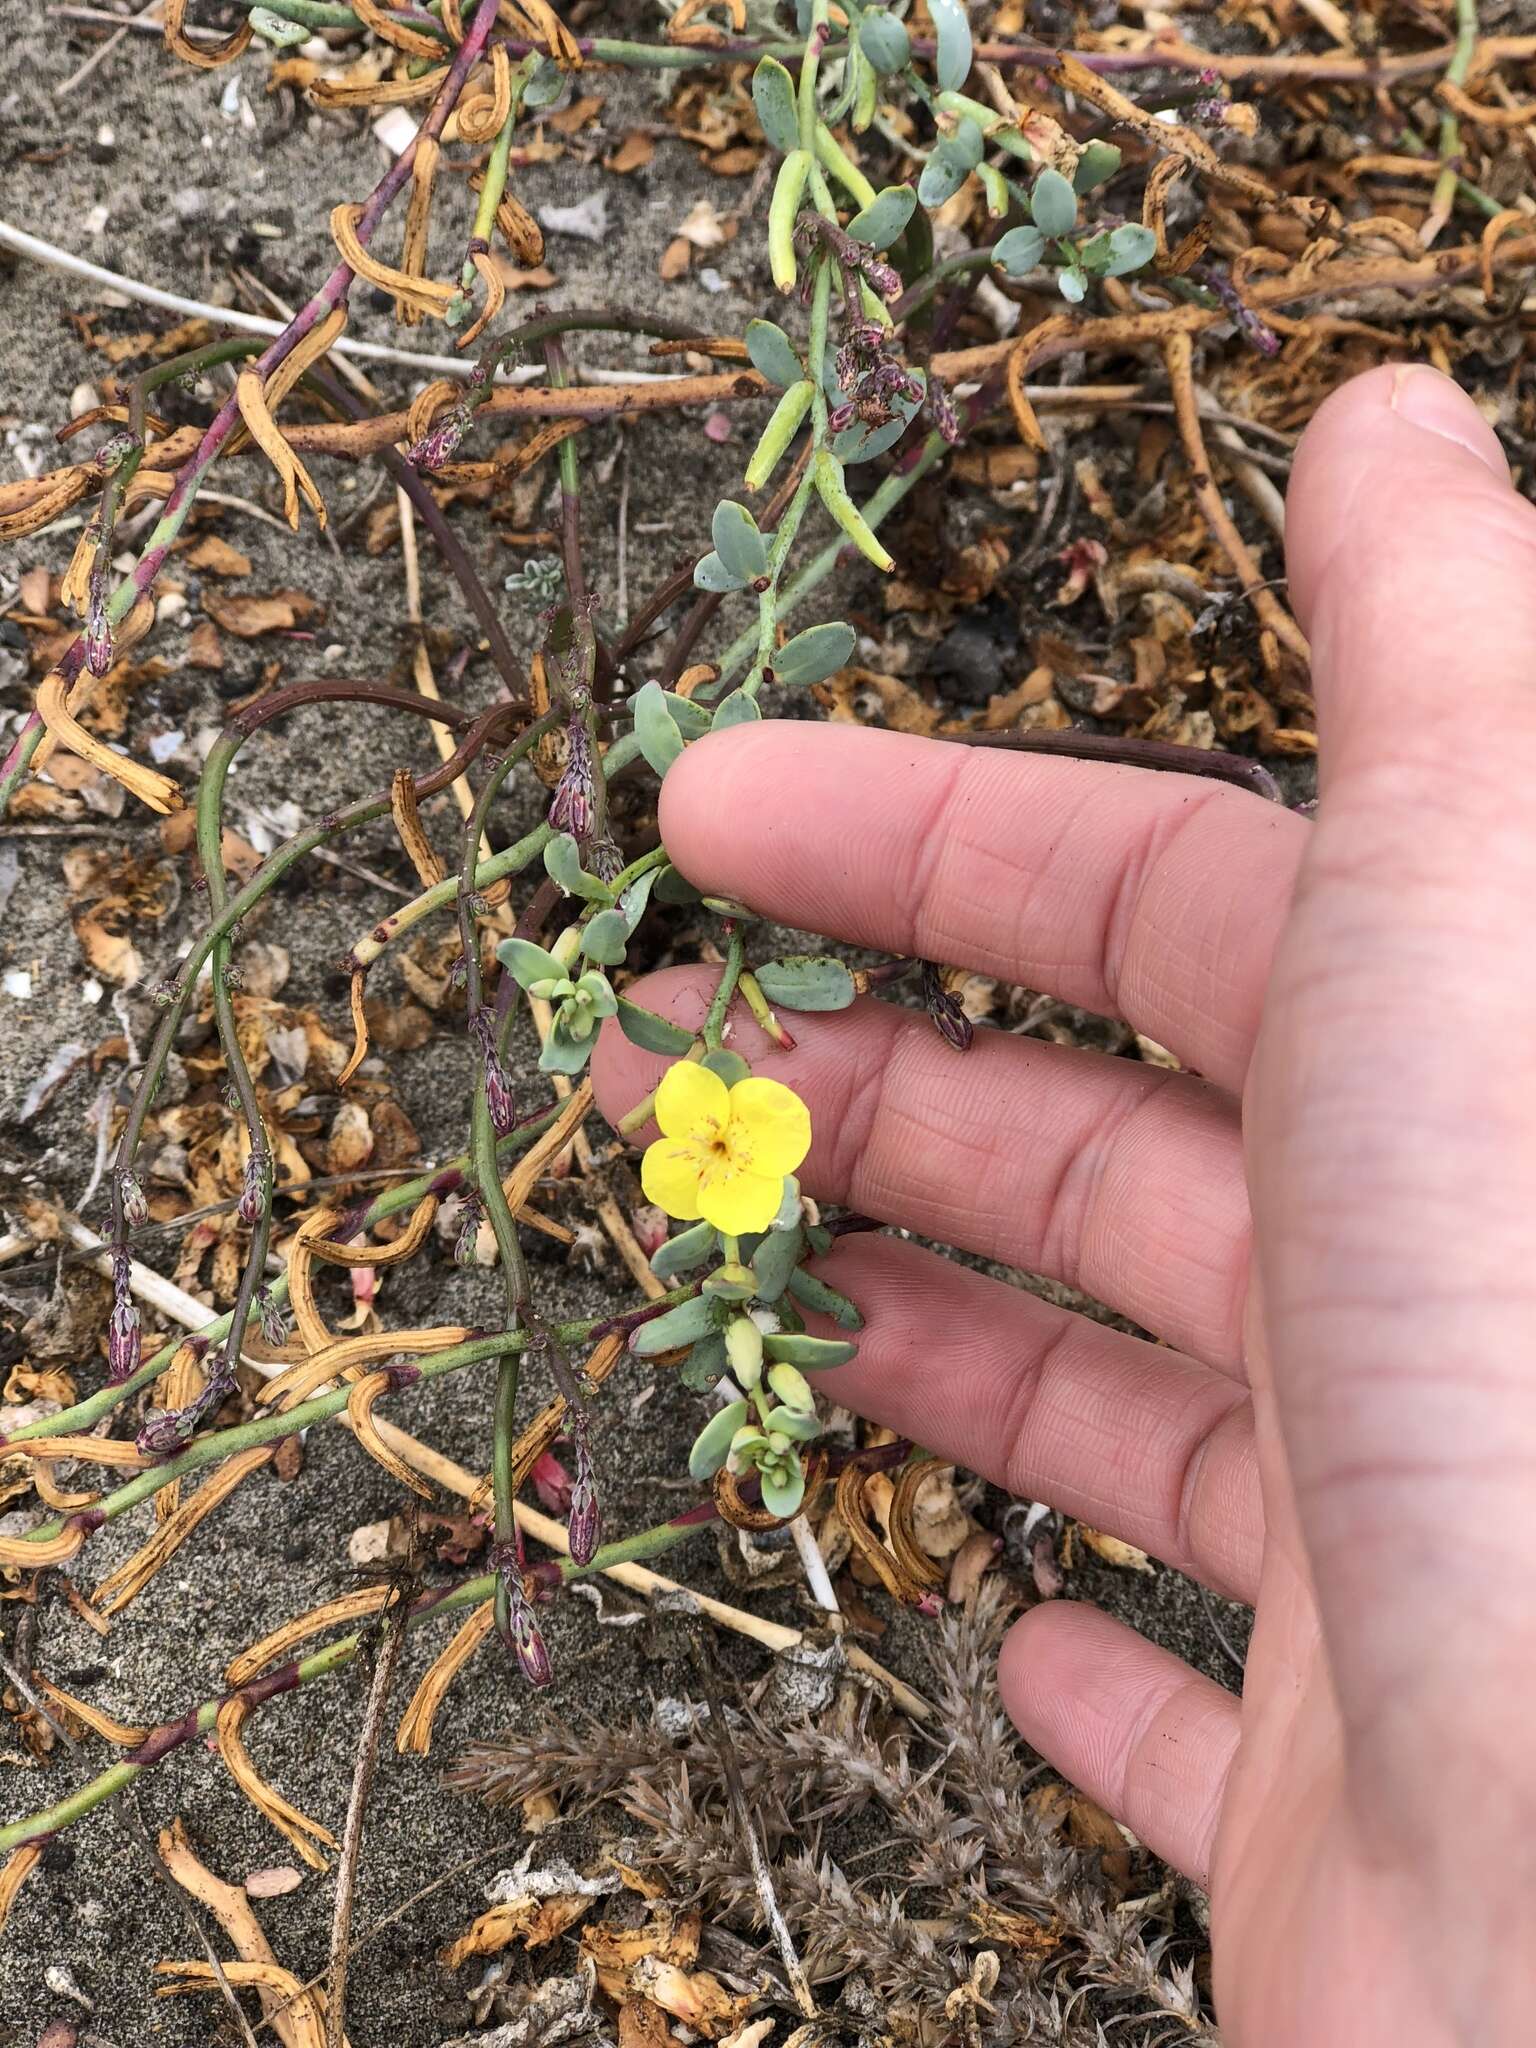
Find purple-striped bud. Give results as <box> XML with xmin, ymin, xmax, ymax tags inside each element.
<box><xmin>827</xmin><ymin>401</ymin><xmax>857</xmax><ymax>435</ymax></box>
<box><xmin>925</xmin><ymin>377</ymin><xmax>962</xmax><ymax>446</ymax></box>
<box><xmin>921</xmin><ymin>960</ymin><xmax>974</xmax><ymax>1052</ymax></box>
<box><xmin>237</xmin><ymin>1151</ymin><xmax>267</xmax><ymax>1226</ymax></box>
<box><xmin>117</xmin><ymin>1169</ymin><xmax>148</xmax><ymax>1231</ymax></box>
<box><xmin>567</xmin><ymin>1429</ymin><xmax>600</xmax><ymax>1567</ymax></box>
<box><xmin>485</xmin><ymin>1052</ymin><xmax>517</xmax><ymax>1136</ymax></box>
<box><xmin>494</xmin><ymin>1545</ymin><xmax>554</xmax><ymax>1687</ymax></box>
<box><xmin>589</xmin><ymin>836</ymin><xmax>624</xmax><ymax>884</ymax></box>
<box><xmin>453</xmin><ymin>1194</ymin><xmax>482</xmax><ymax>1267</ymax></box>
<box><xmin>83</xmin><ymin>591</ymin><xmax>113</xmax><ymax>679</ymax></box>
<box><xmin>471</xmin><ymin>1007</ymin><xmax>517</xmax><ymax>1136</ymax></box>
<box><xmin>108</xmin><ymin>1261</ymin><xmax>140</xmax><ymax>1383</ymax></box>
<box><xmin>407</xmin><ymin>405</ymin><xmax>470</xmax><ymax>473</ymax></box>
<box><xmin>548</xmin><ymin>716</ymin><xmax>595</xmax><ymax>840</ymax></box>
<box><xmin>258</xmin><ymin>1287</ymin><xmax>290</xmax><ymax>1348</ymax></box>
<box><xmin>93</xmin><ymin>430</ymin><xmax>138</xmax><ymax>474</ymax></box>
<box><xmin>860</xmin><ymin>257</ymin><xmax>903</xmax><ymax>302</ymax></box>
<box><xmin>136</xmin><ymin>1408</ymin><xmax>187</xmax><ymax>1459</ymax></box>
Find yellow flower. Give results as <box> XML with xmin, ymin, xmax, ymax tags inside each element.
<box><xmin>641</xmin><ymin>1062</ymin><xmax>811</xmax><ymax>1237</ymax></box>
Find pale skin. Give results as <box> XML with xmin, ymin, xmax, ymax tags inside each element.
<box><xmin>592</xmin><ymin>365</ymin><xmax>1536</xmax><ymax>2045</ymax></box>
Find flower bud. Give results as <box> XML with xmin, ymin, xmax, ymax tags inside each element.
<box><xmin>258</xmin><ymin>1287</ymin><xmax>290</xmax><ymax>1348</ymax></box>
<box><xmin>117</xmin><ymin>1169</ymin><xmax>148</xmax><ymax>1231</ymax></box>
<box><xmin>108</xmin><ymin>1282</ymin><xmax>140</xmax><ymax>1383</ymax></box>
<box><xmin>136</xmin><ymin>1407</ymin><xmax>187</xmax><ymax>1459</ymax></box>
<box><xmin>484</xmin><ymin>1051</ymin><xmax>517</xmax><ymax>1136</ymax></box>
<box><xmin>83</xmin><ymin>588</ymin><xmax>113</xmax><ymax>678</ymax></box>
<box><xmin>725</xmin><ymin>1314</ymin><xmax>764</xmax><ymax>1389</ymax></box>
<box><xmin>406</xmin><ymin>404</ymin><xmax>469</xmax><ymax>473</ymax></box>
<box><xmin>567</xmin><ymin>1435</ymin><xmax>601</xmax><ymax>1567</ymax></box>
<box><xmin>237</xmin><ymin>1151</ymin><xmax>267</xmax><ymax>1226</ymax></box>
<box><xmin>548</xmin><ymin>715</ymin><xmax>595</xmax><ymax>840</ymax></box>
<box><xmin>494</xmin><ymin>1546</ymin><xmax>554</xmax><ymax>1687</ymax></box>
<box><xmin>453</xmin><ymin>1194</ymin><xmax>483</xmax><ymax>1267</ymax></box>
<box><xmin>766</xmin><ymin>1360</ymin><xmax>814</xmax><ymax>1413</ymax></box>
<box><xmin>93</xmin><ymin>430</ymin><xmax>139</xmax><ymax>473</ymax></box>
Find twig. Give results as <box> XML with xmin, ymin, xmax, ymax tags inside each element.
<box><xmin>325</xmin><ymin>1588</ymin><xmax>409</xmax><ymax>2048</ymax></box>
<box><xmin>1425</xmin><ymin>0</ymin><xmax>1481</xmax><ymax>246</ymax></box>
<box><xmin>685</xmin><ymin>1611</ymin><xmax>817</xmax><ymax>2019</ymax></box>
<box><xmin>52</xmin><ymin>0</ymin><xmax>161</xmax><ymax>96</ymax></box>
<box><xmin>789</xmin><ymin>1514</ymin><xmax>841</xmax><ymax>1614</ymax></box>
<box><xmin>1162</xmin><ymin>331</ymin><xmax>1308</xmax><ymax>665</ymax></box>
<box><xmin>0</xmin><ymin>222</ymin><xmax>699</xmax><ymax>385</ymax></box>
<box><xmin>249</xmin><ymin>1836</ymin><xmax>524</xmax><ymax>2041</ymax></box>
<box><xmin>0</xmin><ymin>1637</ymin><xmax>259</xmax><ymax>2047</ymax></box>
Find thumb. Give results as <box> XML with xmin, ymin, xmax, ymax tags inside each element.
<box><xmin>1286</xmin><ymin>363</ymin><xmax>1536</xmax><ymax>789</ymax></box>
<box><xmin>1249</xmin><ymin>370</ymin><xmax>1536</xmax><ymax>1773</ymax></box>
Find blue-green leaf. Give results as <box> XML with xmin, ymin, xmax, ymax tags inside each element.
<box><xmin>753</xmin><ymin>954</ymin><xmax>856</xmax><ymax>1011</ymax></box>
<box><xmin>618</xmin><ymin>867</ymin><xmax>659</xmax><ymax>933</ymax></box>
<box><xmin>857</xmin><ymin>8</ymin><xmax>910</xmax><ymax>74</ymax></box>
<box><xmin>758</xmin><ymin>1456</ymin><xmax>806</xmax><ymax>1518</ymax></box>
<box><xmin>993</xmin><ymin>224</ymin><xmax>1046</xmax><ymax>276</ymax></box>
<box><xmin>751</xmin><ymin>1221</ymin><xmax>804</xmax><ymax>1302</ymax></box>
<box><xmin>579</xmin><ymin>908</ymin><xmax>630</xmax><ymax>965</ymax></box>
<box><xmin>762</xmin><ymin>1332</ymin><xmax>858</xmax><ymax>1369</ymax></box>
<box><xmin>651</xmin><ymin>1219</ymin><xmax>719</xmax><ymax>1278</ymax></box>
<box><xmin>786</xmin><ymin>1266</ymin><xmax>865</xmax><ymax>1329</ymax></box>
<box><xmin>763</xmin><ymin>1405</ymin><xmax>822</xmax><ymax>1441</ymax></box>
<box><xmin>745</xmin><ymin>318</ymin><xmax>805</xmax><ymax>388</ymax></box>
<box><xmin>692</xmin><ymin>549</ymin><xmax>748</xmax><ymax>594</ymax></box>
<box><xmin>497</xmin><ymin>936</ymin><xmax>565</xmax><ymax>989</ymax></box>
<box><xmin>544</xmin><ymin>833</ymin><xmax>614</xmax><ymax>903</ymax></box>
<box><xmin>1073</xmin><ymin>140</ymin><xmax>1122</xmax><ymax>193</ymax></box>
<box><xmin>845</xmin><ymin>183</ymin><xmax>917</xmax><ymax>249</ymax></box>
<box><xmin>712</xmin><ymin>500</ymin><xmax>769</xmax><ymax>582</ymax></box>
<box><xmin>1030</xmin><ymin>166</ymin><xmax>1077</xmax><ymax>237</ymax></box>
<box><xmin>930</xmin><ymin>0</ymin><xmax>972</xmax><ymax>90</ymax></box>
<box><xmin>617</xmin><ymin>996</ymin><xmax>694</xmax><ymax>1056</ymax></box>
<box><xmin>918</xmin><ymin>119</ymin><xmax>982</xmax><ymax>207</ymax></box>
<box><xmin>689</xmin><ymin>1398</ymin><xmax>750</xmax><ymax>1479</ymax></box>
<box><xmin>633</xmin><ymin>679</ymin><xmax>686</xmax><ymax>776</ymax></box>
<box><xmin>523</xmin><ymin>57</ymin><xmax>564</xmax><ymax>107</ymax></box>
<box><xmin>712</xmin><ymin>688</ymin><xmax>762</xmax><ymax>730</ymax></box>
<box><xmin>701</xmin><ymin>1048</ymin><xmax>751</xmax><ymax>1087</ymax></box>
<box><xmin>772</xmin><ymin>621</ymin><xmax>856</xmax><ymax>687</ymax></box>
<box><xmin>752</xmin><ymin>55</ymin><xmax>800</xmax><ymax>153</ymax></box>
<box><xmin>538</xmin><ymin>1018</ymin><xmax>596</xmax><ymax>1074</ymax></box>
<box><xmin>1104</xmin><ymin>223</ymin><xmax>1156</xmax><ymax>276</ymax></box>
<box><xmin>633</xmin><ymin>1294</ymin><xmax>719</xmax><ymax>1357</ymax></box>
<box><xmin>679</xmin><ymin>1330</ymin><xmax>728</xmax><ymax>1391</ymax></box>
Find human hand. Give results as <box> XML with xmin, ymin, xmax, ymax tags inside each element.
<box><xmin>592</xmin><ymin>365</ymin><xmax>1536</xmax><ymax>2047</ymax></box>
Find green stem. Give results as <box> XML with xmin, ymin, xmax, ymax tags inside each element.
<box><xmin>460</xmin><ymin>82</ymin><xmax>527</xmax><ymax>293</ymax></box>
<box><xmin>0</xmin><ymin>1506</ymin><xmax>712</xmax><ymax>1854</ymax></box>
<box><xmin>352</xmin><ymin>731</ymin><xmax>641</xmax><ymax>968</ymax></box>
<box><xmin>1431</xmin><ymin>0</ymin><xmax>1480</xmax><ymax>226</ymax></box>
<box><xmin>702</xmin><ymin>929</ymin><xmax>746</xmax><ymax>1050</ymax></box>
<box><xmin>714</xmin><ymin>434</ymin><xmax>947</xmax><ymax>692</ymax></box>
<box><xmin>1399</xmin><ymin>126</ymin><xmax>1507</xmax><ymax>220</ymax></box>
<box><xmin>6</xmin><ymin>1103</ymin><xmax>569</xmax><ymax>1446</ymax></box>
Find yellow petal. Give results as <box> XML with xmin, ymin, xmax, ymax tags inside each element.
<box><xmin>697</xmin><ymin>1161</ymin><xmax>787</xmax><ymax>1236</ymax></box>
<box><xmin>726</xmin><ymin>1077</ymin><xmax>812</xmax><ymax>1179</ymax></box>
<box><xmin>654</xmin><ymin>1060</ymin><xmax>730</xmax><ymax>1143</ymax></box>
<box><xmin>641</xmin><ymin>1137</ymin><xmax>706</xmax><ymax>1221</ymax></box>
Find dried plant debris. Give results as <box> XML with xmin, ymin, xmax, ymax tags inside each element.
<box><xmin>449</xmin><ymin>1586</ymin><xmax>1215</xmax><ymax>2045</ymax></box>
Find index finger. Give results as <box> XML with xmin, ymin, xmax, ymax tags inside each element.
<box><xmin>659</xmin><ymin>723</ymin><xmax>1306</xmax><ymax>1092</ymax></box>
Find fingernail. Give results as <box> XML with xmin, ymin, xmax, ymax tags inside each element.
<box><xmin>1389</xmin><ymin>365</ymin><xmax>1508</xmax><ymax>478</ymax></box>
